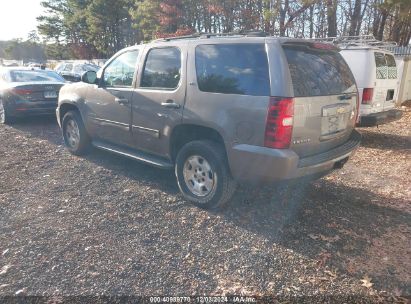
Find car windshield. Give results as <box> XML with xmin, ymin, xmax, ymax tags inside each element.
<box><xmin>10</xmin><ymin>70</ymin><xmax>65</xmax><ymax>82</ymax></box>
<box><xmin>74</xmin><ymin>64</ymin><xmax>99</xmax><ymax>73</ymax></box>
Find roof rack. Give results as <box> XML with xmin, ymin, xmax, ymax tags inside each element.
<box><xmin>154</xmin><ymin>30</ymin><xmax>267</xmax><ymax>42</ymax></box>
<box><xmin>312</xmin><ymin>35</ymin><xmax>397</xmax><ymax>49</ymax></box>
<box><xmin>383</xmin><ymin>46</ymin><xmax>411</xmax><ymax>57</ymax></box>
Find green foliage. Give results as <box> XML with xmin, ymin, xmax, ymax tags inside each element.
<box><xmin>130</xmin><ymin>0</ymin><xmax>161</xmax><ymax>41</ymax></box>
<box><xmin>37</xmin><ymin>0</ymin><xmax>138</xmax><ymax>58</ymax></box>
<box><xmin>0</xmin><ymin>40</ymin><xmax>46</xmax><ymax>62</ymax></box>
<box><xmin>86</xmin><ymin>0</ymin><xmax>138</xmax><ymax>56</ymax></box>
<box><xmin>33</xmin><ymin>0</ymin><xmax>410</xmax><ymax>60</ymax></box>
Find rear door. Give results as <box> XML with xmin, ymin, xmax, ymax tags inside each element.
<box><xmin>383</xmin><ymin>53</ymin><xmax>398</xmax><ymax>110</ymax></box>
<box><xmin>130</xmin><ymin>43</ymin><xmax>186</xmax><ymax>158</ymax></box>
<box><xmin>282</xmin><ymin>43</ymin><xmax>358</xmax><ymax>158</ymax></box>
<box><xmin>374</xmin><ymin>52</ymin><xmax>398</xmax><ymax>111</ymax></box>
<box><xmin>374</xmin><ymin>52</ymin><xmax>389</xmax><ymax>112</ymax></box>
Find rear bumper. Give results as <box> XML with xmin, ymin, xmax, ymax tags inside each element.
<box><xmin>229</xmin><ymin>130</ymin><xmax>361</xmax><ymax>183</ymax></box>
<box><xmin>358</xmin><ymin>109</ymin><xmax>403</xmax><ymax>127</ymax></box>
<box><xmin>8</xmin><ymin>101</ymin><xmax>57</xmax><ymax>117</ymax></box>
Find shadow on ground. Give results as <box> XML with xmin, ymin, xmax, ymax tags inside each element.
<box><xmin>9</xmin><ymin>115</ymin><xmax>62</xmax><ymax>146</ymax></box>
<box><xmin>75</xmin><ymin>144</ymin><xmax>411</xmax><ymax>294</ymax></box>
<box><xmin>220</xmin><ymin>179</ymin><xmax>411</xmax><ymax>294</ymax></box>
<box><xmin>358</xmin><ymin>129</ymin><xmax>411</xmax><ymax>151</ymax></box>
<box><xmin>5</xmin><ymin>116</ymin><xmax>410</xmax><ymax>295</ymax></box>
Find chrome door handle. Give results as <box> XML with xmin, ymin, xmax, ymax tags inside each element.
<box><xmin>161</xmin><ymin>100</ymin><xmax>180</xmax><ymax>109</ymax></box>
<box><xmin>115</xmin><ymin>98</ymin><xmax>129</xmax><ymax>105</ymax></box>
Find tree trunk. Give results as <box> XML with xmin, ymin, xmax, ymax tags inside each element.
<box><xmin>376</xmin><ymin>10</ymin><xmax>388</xmax><ymax>40</ymax></box>
<box><xmin>327</xmin><ymin>0</ymin><xmax>337</xmax><ymax>37</ymax></box>
<box><xmin>279</xmin><ymin>0</ymin><xmax>289</xmax><ymax>36</ymax></box>
<box><xmin>349</xmin><ymin>0</ymin><xmax>361</xmax><ymax>36</ymax></box>
<box><xmin>309</xmin><ymin>5</ymin><xmax>314</xmax><ymax>38</ymax></box>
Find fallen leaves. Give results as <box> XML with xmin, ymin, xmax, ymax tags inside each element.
<box><xmin>309</xmin><ymin>233</ymin><xmax>341</xmax><ymax>243</ymax></box>
<box><xmin>316</xmin><ymin>251</ymin><xmax>332</xmax><ymax>268</ymax></box>
<box><xmin>324</xmin><ymin>269</ymin><xmax>338</xmax><ymax>279</ymax></box>
<box><xmin>15</xmin><ymin>288</ymin><xmax>26</xmax><ymax>295</ymax></box>
<box><xmin>220</xmin><ymin>245</ymin><xmax>238</xmax><ymax>253</ymax></box>
<box><xmin>360</xmin><ymin>275</ymin><xmax>374</xmax><ymax>288</ymax></box>
<box><xmin>0</xmin><ymin>265</ymin><xmax>12</xmax><ymax>275</ymax></box>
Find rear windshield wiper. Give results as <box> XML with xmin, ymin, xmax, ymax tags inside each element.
<box><xmin>338</xmin><ymin>92</ymin><xmax>356</xmax><ymax>100</ymax></box>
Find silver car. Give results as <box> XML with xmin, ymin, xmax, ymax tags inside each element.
<box><xmin>56</xmin><ymin>34</ymin><xmax>361</xmax><ymax>209</ymax></box>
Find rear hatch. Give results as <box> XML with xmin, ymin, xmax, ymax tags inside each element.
<box><xmin>282</xmin><ymin>42</ymin><xmax>358</xmax><ymax>158</ymax></box>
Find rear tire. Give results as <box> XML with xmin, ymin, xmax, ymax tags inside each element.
<box><xmin>175</xmin><ymin>140</ymin><xmax>237</xmax><ymax>210</ymax></box>
<box><xmin>62</xmin><ymin>110</ymin><xmax>91</xmax><ymax>155</ymax></box>
<box><xmin>0</xmin><ymin>99</ymin><xmax>14</xmax><ymax>125</ymax></box>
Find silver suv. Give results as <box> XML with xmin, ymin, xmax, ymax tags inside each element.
<box><xmin>57</xmin><ymin>34</ymin><xmax>361</xmax><ymax>209</ymax></box>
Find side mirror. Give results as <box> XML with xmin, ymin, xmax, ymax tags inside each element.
<box><xmin>81</xmin><ymin>71</ymin><xmax>98</xmax><ymax>84</ymax></box>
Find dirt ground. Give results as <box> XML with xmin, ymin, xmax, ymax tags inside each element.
<box><xmin>0</xmin><ymin>108</ymin><xmax>410</xmax><ymax>303</ymax></box>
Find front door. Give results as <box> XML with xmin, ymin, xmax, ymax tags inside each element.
<box><xmin>86</xmin><ymin>50</ymin><xmax>140</xmax><ymax>147</ymax></box>
<box><xmin>131</xmin><ymin>44</ymin><xmax>186</xmax><ymax>158</ymax></box>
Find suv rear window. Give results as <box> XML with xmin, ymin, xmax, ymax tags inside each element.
<box><xmin>195</xmin><ymin>44</ymin><xmax>270</xmax><ymax>96</ymax></box>
<box><xmin>283</xmin><ymin>44</ymin><xmax>356</xmax><ymax>97</ymax></box>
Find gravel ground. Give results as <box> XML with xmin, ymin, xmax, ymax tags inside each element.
<box><xmin>0</xmin><ymin>108</ymin><xmax>410</xmax><ymax>303</ymax></box>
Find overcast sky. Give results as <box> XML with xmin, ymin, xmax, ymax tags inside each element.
<box><xmin>0</xmin><ymin>0</ymin><xmax>44</xmax><ymax>41</ymax></box>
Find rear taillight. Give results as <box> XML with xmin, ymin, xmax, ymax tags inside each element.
<box><xmin>362</xmin><ymin>88</ymin><xmax>373</xmax><ymax>104</ymax></box>
<box><xmin>11</xmin><ymin>89</ymin><xmax>33</xmax><ymax>95</ymax></box>
<box><xmin>264</xmin><ymin>97</ymin><xmax>294</xmax><ymax>149</ymax></box>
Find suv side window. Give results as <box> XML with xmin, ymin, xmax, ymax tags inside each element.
<box><xmin>141</xmin><ymin>47</ymin><xmax>181</xmax><ymax>90</ymax></box>
<box><xmin>103</xmin><ymin>50</ymin><xmax>139</xmax><ymax>88</ymax></box>
<box><xmin>375</xmin><ymin>52</ymin><xmax>387</xmax><ymax>79</ymax></box>
<box><xmin>195</xmin><ymin>44</ymin><xmax>270</xmax><ymax>96</ymax></box>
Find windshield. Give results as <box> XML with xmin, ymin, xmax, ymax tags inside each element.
<box><xmin>10</xmin><ymin>70</ymin><xmax>65</xmax><ymax>83</ymax></box>
<box><xmin>283</xmin><ymin>44</ymin><xmax>356</xmax><ymax>97</ymax></box>
<box><xmin>74</xmin><ymin>64</ymin><xmax>99</xmax><ymax>73</ymax></box>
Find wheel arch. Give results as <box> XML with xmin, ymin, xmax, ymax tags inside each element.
<box><xmin>169</xmin><ymin>124</ymin><xmax>229</xmax><ymax>162</ymax></box>
<box><xmin>59</xmin><ymin>101</ymin><xmax>84</xmax><ymax>125</ymax></box>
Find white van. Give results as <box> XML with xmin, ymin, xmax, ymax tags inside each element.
<box><xmin>339</xmin><ymin>47</ymin><xmax>403</xmax><ymax>126</ymax></box>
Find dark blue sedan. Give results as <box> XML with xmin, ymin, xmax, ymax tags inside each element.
<box><xmin>0</xmin><ymin>68</ymin><xmax>66</xmax><ymax>124</ymax></box>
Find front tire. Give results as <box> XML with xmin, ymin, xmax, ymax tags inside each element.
<box><xmin>62</xmin><ymin>110</ymin><xmax>91</xmax><ymax>155</ymax></box>
<box><xmin>175</xmin><ymin>140</ymin><xmax>237</xmax><ymax>209</ymax></box>
<box><xmin>0</xmin><ymin>99</ymin><xmax>14</xmax><ymax>125</ymax></box>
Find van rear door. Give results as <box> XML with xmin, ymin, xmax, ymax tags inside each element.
<box><xmin>375</xmin><ymin>52</ymin><xmax>398</xmax><ymax>111</ymax></box>
<box><xmin>282</xmin><ymin>42</ymin><xmax>358</xmax><ymax>158</ymax></box>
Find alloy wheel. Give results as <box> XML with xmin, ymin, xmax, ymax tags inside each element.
<box><xmin>183</xmin><ymin>155</ymin><xmax>216</xmax><ymax>197</ymax></box>
<box><xmin>65</xmin><ymin>119</ymin><xmax>80</xmax><ymax>149</ymax></box>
